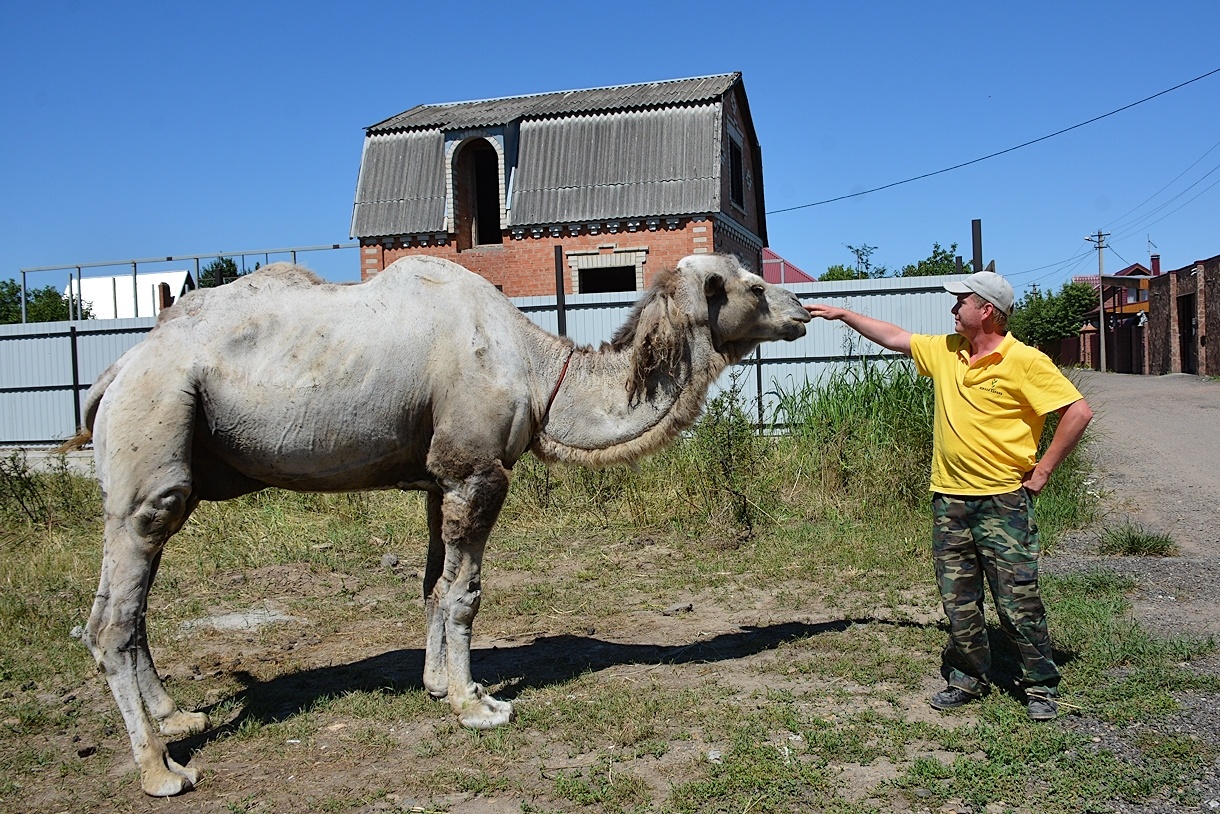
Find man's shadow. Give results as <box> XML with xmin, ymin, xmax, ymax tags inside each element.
<box><xmin>976</xmin><ymin>624</ymin><xmax>1077</xmax><ymax>700</ymax></box>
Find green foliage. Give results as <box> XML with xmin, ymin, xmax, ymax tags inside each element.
<box><xmin>0</xmin><ymin>279</ymin><xmax>87</xmax><ymax>324</ymax></box>
<box><xmin>0</xmin><ymin>452</ymin><xmax>99</xmax><ymax>529</ymax></box>
<box><xmin>845</xmin><ymin>243</ymin><xmax>888</xmax><ymax>278</ymax></box>
<box><xmin>682</xmin><ymin>373</ymin><xmax>774</xmax><ymax>530</ymax></box>
<box><xmin>822</xmin><ymin>241</ymin><xmax>961</xmax><ymax>280</ymax></box>
<box><xmin>1009</xmin><ymin>281</ymin><xmax>1096</xmax><ymax>347</ymax></box>
<box><xmin>199</xmin><ymin>256</ymin><xmax>256</xmax><ymax>287</ymax></box>
<box><xmin>900</xmin><ymin>242</ymin><xmax>961</xmax><ymax>277</ymax></box>
<box><xmin>819</xmin><ymin>263</ymin><xmax>862</xmax><ymax>282</ymax></box>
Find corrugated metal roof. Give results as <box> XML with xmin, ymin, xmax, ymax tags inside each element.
<box><xmin>368</xmin><ymin>73</ymin><xmax>740</xmax><ymax>133</ymax></box>
<box><xmin>508</xmin><ymin>105</ymin><xmax>721</xmax><ymax>225</ymax></box>
<box><xmin>350</xmin><ymin>129</ymin><xmax>447</xmax><ymax>238</ymax></box>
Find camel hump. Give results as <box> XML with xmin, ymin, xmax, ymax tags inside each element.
<box><xmin>249</xmin><ymin>262</ymin><xmax>327</xmax><ymax>286</ymax></box>
<box><xmin>378</xmin><ymin>255</ymin><xmax>501</xmax><ymax>291</ymax></box>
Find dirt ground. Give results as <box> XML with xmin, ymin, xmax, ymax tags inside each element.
<box><xmin>1051</xmin><ymin>371</ymin><xmax>1220</xmax><ymax>639</ymax></box>
<box><xmin>1047</xmin><ymin>371</ymin><xmax>1220</xmax><ymax>814</ymax></box>
<box><xmin>14</xmin><ymin>371</ymin><xmax>1220</xmax><ymax>814</ymax></box>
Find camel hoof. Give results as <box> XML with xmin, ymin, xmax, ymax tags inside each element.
<box><xmin>160</xmin><ymin>710</ymin><xmax>211</xmax><ymax>736</ymax></box>
<box><xmin>458</xmin><ymin>694</ymin><xmax>514</xmax><ymax>730</ymax></box>
<box><xmin>141</xmin><ymin>765</ymin><xmax>195</xmax><ymax>797</ymax></box>
<box><xmin>168</xmin><ymin>758</ymin><xmax>201</xmax><ymax>786</ymax></box>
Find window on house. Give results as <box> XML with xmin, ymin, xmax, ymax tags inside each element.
<box><xmin>579</xmin><ymin>265</ymin><xmax>637</xmax><ymax>293</ymax></box>
<box><xmin>729</xmin><ymin>138</ymin><xmax>745</xmax><ymax>209</ymax></box>
<box><xmin>453</xmin><ymin>139</ymin><xmax>503</xmax><ymax>250</ymax></box>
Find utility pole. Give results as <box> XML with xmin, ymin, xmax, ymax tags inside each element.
<box><xmin>1085</xmin><ymin>230</ymin><xmax>1109</xmax><ymax>372</ymax></box>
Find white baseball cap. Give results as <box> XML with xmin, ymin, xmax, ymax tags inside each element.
<box><xmin>944</xmin><ymin>271</ymin><xmax>1015</xmax><ymax>315</ymax></box>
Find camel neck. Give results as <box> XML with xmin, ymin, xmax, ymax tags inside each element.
<box><xmin>531</xmin><ymin>332</ymin><xmax>725</xmax><ymax>468</ymax></box>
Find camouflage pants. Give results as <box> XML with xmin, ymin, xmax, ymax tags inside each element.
<box><xmin>932</xmin><ymin>490</ymin><xmax>1059</xmax><ymax>696</ymax></box>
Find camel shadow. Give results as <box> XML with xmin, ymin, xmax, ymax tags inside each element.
<box><xmin>170</xmin><ymin>616</ymin><xmax>929</xmax><ymax>761</ymax></box>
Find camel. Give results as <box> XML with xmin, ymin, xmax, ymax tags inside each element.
<box><xmin>61</xmin><ymin>252</ymin><xmax>810</xmax><ymax>796</ymax></box>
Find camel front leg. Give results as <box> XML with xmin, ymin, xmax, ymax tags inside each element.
<box><xmin>422</xmin><ymin>490</ymin><xmax>448</xmax><ymax>699</ymax></box>
<box><xmin>433</xmin><ymin>463</ymin><xmax>513</xmax><ymax>729</ymax></box>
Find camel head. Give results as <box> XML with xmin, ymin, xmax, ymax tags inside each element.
<box><xmin>682</xmin><ymin>254</ymin><xmax>811</xmax><ymax>361</ymax></box>
<box><xmin>609</xmin><ymin>253</ymin><xmax>810</xmax><ymax>405</ymax></box>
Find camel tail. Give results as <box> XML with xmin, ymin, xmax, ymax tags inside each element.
<box><xmin>55</xmin><ymin>357</ymin><xmax>124</xmax><ymax>452</ymax></box>
<box><xmin>55</xmin><ymin>428</ymin><xmax>93</xmax><ymax>453</ymax></box>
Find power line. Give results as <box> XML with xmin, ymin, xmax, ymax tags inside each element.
<box><xmin>1114</xmin><ymin>172</ymin><xmax>1220</xmax><ymax>239</ymax></box>
<box><xmin>1008</xmin><ymin>129</ymin><xmax>1220</xmax><ymax>288</ymax></box>
<box><xmin>767</xmin><ymin>65</ymin><xmax>1220</xmax><ymax>215</ymax></box>
<box><xmin>1108</xmin><ymin>244</ymin><xmax>1134</xmax><ymax>268</ymax></box>
<box><xmin>1110</xmin><ymin>159</ymin><xmax>1220</xmax><ymax>241</ymax></box>
<box><xmin>1103</xmin><ymin>134</ymin><xmax>1220</xmax><ymax>232</ymax></box>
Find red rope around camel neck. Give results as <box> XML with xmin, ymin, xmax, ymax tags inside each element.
<box><xmin>541</xmin><ymin>349</ymin><xmax>575</xmax><ymax>428</ymax></box>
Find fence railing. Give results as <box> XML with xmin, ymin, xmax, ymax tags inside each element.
<box><xmin>17</xmin><ymin>243</ymin><xmax>358</xmax><ymax>323</ymax></box>
<box><xmin>0</xmin><ymin>274</ymin><xmax>961</xmax><ymax>446</ymax></box>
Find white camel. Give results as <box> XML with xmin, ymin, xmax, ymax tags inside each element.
<box><xmin>62</xmin><ymin>253</ymin><xmax>810</xmax><ymax>796</ymax></box>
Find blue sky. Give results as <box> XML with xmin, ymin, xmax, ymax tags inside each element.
<box><xmin>3</xmin><ymin>2</ymin><xmax>1218</xmax><ymax>297</ymax></box>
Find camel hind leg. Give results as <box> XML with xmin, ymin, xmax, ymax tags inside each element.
<box><xmin>135</xmin><ymin>546</ymin><xmax>210</xmax><ymax>737</ymax></box>
<box><xmin>85</xmin><ymin>543</ymin><xmax>211</xmax><ymax>741</ymax></box>
<box><xmin>86</xmin><ymin>386</ymin><xmax>205</xmax><ymax>796</ymax></box>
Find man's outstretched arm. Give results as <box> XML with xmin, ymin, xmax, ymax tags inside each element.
<box><xmin>805</xmin><ymin>304</ymin><xmax>913</xmax><ymax>356</ymax></box>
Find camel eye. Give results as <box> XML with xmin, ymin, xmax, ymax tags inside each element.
<box><xmin>751</xmin><ymin>284</ymin><xmax>766</xmax><ymax>296</ymax></box>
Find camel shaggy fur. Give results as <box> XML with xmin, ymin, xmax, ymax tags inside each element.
<box><xmin>63</xmin><ymin>253</ymin><xmax>810</xmax><ymax>796</ymax></box>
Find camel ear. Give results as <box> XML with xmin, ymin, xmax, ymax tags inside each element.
<box><xmin>703</xmin><ymin>271</ymin><xmax>726</xmax><ymax>299</ymax></box>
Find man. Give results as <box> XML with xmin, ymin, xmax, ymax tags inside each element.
<box><xmin>805</xmin><ymin>270</ymin><xmax>1092</xmax><ymax>721</ymax></box>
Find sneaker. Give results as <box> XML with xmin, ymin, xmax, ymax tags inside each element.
<box><xmin>1027</xmin><ymin>694</ymin><xmax>1059</xmax><ymax>721</ymax></box>
<box><xmin>930</xmin><ymin>686</ymin><xmax>983</xmax><ymax>711</ymax></box>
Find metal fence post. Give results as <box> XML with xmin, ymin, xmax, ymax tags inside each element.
<box><xmin>69</xmin><ymin>326</ymin><xmax>82</xmax><ymax>430</ymax></box>
<box><xmin>554</xmin><ymin>245</ymin><xmax>567</xmax><ymax>337</ymax></box>
<box><xmin>754</xmin><ymin>347</ymin><xmax>764</xmax><ymax>429</ymax></box>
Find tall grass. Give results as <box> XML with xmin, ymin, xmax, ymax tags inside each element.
<box><xmin>773</xmin><ymin>357</ymin><xmax>934</xmax><ymax>506</ymax></box>
<box><xmin>0</xmin><ymin>451</ymin><xmax>99</xmax><ymax>530</ymax></box>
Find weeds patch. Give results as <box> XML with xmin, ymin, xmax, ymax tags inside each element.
<box><xmin>1097</xmin><ymin>522</ymin><xmax>1178</xmax><ymax>557</ymax></box>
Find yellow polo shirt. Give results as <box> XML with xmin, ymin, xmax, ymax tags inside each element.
<box><xmin>909</xmin><ymin>333</ymin><xmax>1083</xmax><ymax>495</ymax></box>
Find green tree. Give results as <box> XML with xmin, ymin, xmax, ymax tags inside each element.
<box><xmin>1009</xmin><ymin>282</ymin><xmax>1096</xmax><ymax>347</ymax></box>
<box><xmin>819</xmin><ymin>263</ymin><xmax>860</xmax><ymax>282</ymax></box>
<box><xmin>198</xmin><ymin>257</ymin><xmax>256</xmax><ymax>288</ymax></box>
<box><xmin>821</xmin><ymin>244</ymin><xmax>889</xmax><ymax>281</ymax></box>
<box><xmin>900</xmin><ymin>242</ymin><xmax>961</xmax><ymax>277</ymax></box>
<box><xmin>0</xmin><ymin>279</ymin><xmax>89</xmax><ymax>324</ymax></box>
<box><xmin>845</xmin><ymin>243</ymin><xmax>889</xmax><ymax>278</ymax></box>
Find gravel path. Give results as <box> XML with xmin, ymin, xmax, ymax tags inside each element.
<box><xmin>1052</xmin><ymin>371</ymin><xmax>1220</xmax><ymax>640</ymax></box>
<box><xmin>1047</xmin><ymin>371</ymin><xmax>1220</xmax><ymax>813</ymax></box>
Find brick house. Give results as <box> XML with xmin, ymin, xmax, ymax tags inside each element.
<box><xmin>349</xmin><ymin>73</ymin><xmax>767</xmax><ymax>296</ymax></box>
<box><xmin>1072</xmin><ymin>260</ymin><xmax>1155</xmax><ymax>372</ymax></box>
<box><xmin>1147</xmin><ymin>252</ymin><xmax>1220</xmax><ymax>375</ymax></box>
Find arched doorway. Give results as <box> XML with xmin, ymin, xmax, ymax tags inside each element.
<box><xmin>453</xmin><ymin>139</ymin><xmax>503</xmax><ymax>250</ymax></box>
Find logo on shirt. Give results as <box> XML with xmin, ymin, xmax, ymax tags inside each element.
<box><xmin>979</xmin><ymin>377</ymin><xmax>1003</xmax><ymax>395</ymax></box>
